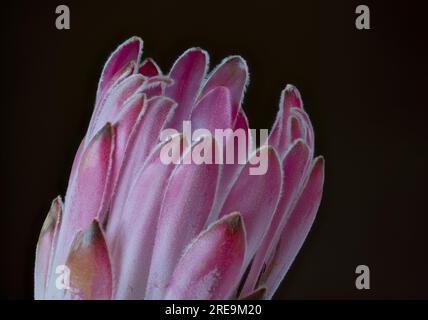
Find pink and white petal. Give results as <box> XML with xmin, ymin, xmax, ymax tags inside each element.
<box><xmin>96</xmin><ymin>37</ymin><xmax>143</xmax><ymax>101</ymax></box>
<box><xmin>107</xmin><ymin>96</ymin><xmax>176</xmax><ymax>229</ymax></box>
<box><xmin>190</xmin><ymin>86</ymin><xmax>234</xmax><ymax>134</ymax></box>
<box><xmin>219</xmin><ymin>146</ymin><xmax>282</xmax><ymax>261</ymax></box>
<box><xmin>34</xmin><ymin>196</ymin><xmax>62</xmax><ymax>300</ymax></box>
<box><xmin>56</xmin><ymin>124</ymin><xmax>115</xmax><ymax>270</ymax></box>
<box><xmin>263</xmin><ymin>156</ymin><xmax>325</xmax><ymax>298</ymax></box>
<box><xmin>208</xmin><ymin>110</ymin><xmax>251</xmax><ymax>223</ymax></box>
<box><xmin>111</xmin><ymin>93</ymin><xmax>146</xmax><ymax>167</ymax></box>
<box><xmin>286</xmin><ymin>116</ymin><xmax>306</xmax><ymax>148</ymax></box>
<box><xmin>88</xmin><ymin>62</ymin><xmax>136</xmax><ymax>141</ymax></box>
<box><xmin>291</xmin><ymin>107</ymin><xmax>314</xmax><ymax>152</ymax></box>
<box><xmin>66</xmin><ymin>220</ymin><xmax>112</xmax><ymax>300</ymax></box>
<box><xmin>164</xmin><ymin>48</ymin><xmax>209</xmax><ymax>130</ymax></box>
<box><xmin>110</xmin><ymin>136</ymin><xmax>186</xmax><ymax>299</ymax></box>
<box><xmin>234</xmin><ymin>110</ymin><xmax>252</xmax><ymax>151</ymax></box>
<box><xmin>91</xmin><ymin>74</ymin><xmax>145</xmax><ymax>137</ymax></box>
<box><xmin>164</xmin><ymin>212</ymin><xmax>246</xmax><ymax>300</ymax></box>
<box><xmin>138</xmin><ymin>58</ymin><xmax>161</xmax><ymax>76</ymax></box>
<box><xmin>269</xmin><ymin>85</ymin><xmax>303</xmax><ymax>153</ymax></box>
<box><xmin>199</xmin><ymin>56</ymin><xmax>248</xmax><ymax>118</ymax></box>
<box><xmin>127</xmin><ymin>96</ymin><xmax>177</xmax><ymax>165</ymax></box>
<box><xmin>103</xmin><ymin>94</ymin><xmax>147</xmax><ymax>223</ymax></box>
<box><xmin>65</xmin><ymin>138</ymin><xmax>85</xmax><ymax>204</ymax></box>
<box><xmin>68</xmin><ymin>124</ymin><xmax>114</xmax><ymax>229</ymax></box>
<box><xmin>139</xmin><ymin>75</ymin><xmax>174</xmax><ymax>98</ymax></box>
<box><xmin>239</xmin><ymin>140</ymin><xmax>311</xmax><ymax>296</ymax></box>
<box><xmin>146</xmin><ymin>138</ymin><xmax>220</xmax><ymax>299</ymax></box>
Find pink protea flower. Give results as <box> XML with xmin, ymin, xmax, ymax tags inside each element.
<box><xmin>34</xmin><ymin>37</ymin><xmax>324</xmax><ymax>300</ymax></box>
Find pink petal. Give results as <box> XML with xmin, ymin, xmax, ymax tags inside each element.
<box><xmin>66</xmin><ymin>138</ymin><xmax>85</xmax><ymax>201</ymax></box>
<box><xmin>34</xmin><ymin>196</ymin><xmax>62</xmax><ymax>299</ymax></box>
<box><xmin>97</xmin><ymin>37</ymin><xmax>143</xmax><ymax>101</ymax></box>
<box><xmin>138</xmin><ymin>58</ymin><xmax>161</xmax><ymax>76</ymax></box>
<box><xmin>239</xmin><ymin>140</ymin><xmax>311</xmax><ymax>296</ymax></box>
<box><xmin>219</xmin><ymin>146</ymin><xmax>283</xmax><ymax>260</ymax></box>
<box><xmin>111</xmin><ymin>93</ymin><xmax>146</xmax><ymax>165</ymax></box>
<box><xmin>107</xmin><ymin>96</ymin><xmax>176</xmax><ymax>229</ymax></box>
<box><xmin>139</xmin><ymin>75</ymin><xmax>174</xmax><ymax>98</ymax></box>
<box><xmin>91</xmin><ymin>74</ymin><xmax>145</xmax><ymax>138</ymax></box>
<box><xmin>68</xmin><ymin>124</ymin><xmax>114</xmax><ymax>229</ymax></box>
<box><xmin>164</xmin><ymin>212</ymin><xmax>246</xmax><ymax>300</ymax></box>
<box><xmin>104</xmin><ymin>94</ymin><xmax>146</xmax><ymax>224</ymax></box>
<box><xmin>56</xmin><ymin>124</ymin><xmax>115</xmax><ymax>270</ymax></box>
<box><xmin>109</xmin><ymin>135</ymin><xmax>186</xmax><ymax>299</ymax></box>
<box><xmin>269</xmin><ymin>85</ymin><xmax>303</xmax><ymax>156</ymax></box>
<box><xmin>146</xmin><ymin>138</ymin><xmax>220</xmax><ymax>299</ymax></box>
<box><xmin>88</xmin><ymin>62</ymin><xmax>136</xmax><ymax>140</ymax></box>
<box><xmin>65</xmin><ymin>220</ymin><xmax>112</xmax><ymax>300</ymax></box>
<box><xmin>234</xmin><ymin>110</ymin><xmax>251</xmax><ymax>144</ymax></box>
<box><xmin>263</xmin><ymin>156</ymin><xmax>325</xmax><ymax>298</ymax></box>
<box><xmin>164</xmin><ymin>48</ymin><xmax>209</xmax><ymax>130</ymax></box>
<box><xmin>286</xmin><ymin>116</ymin><xmax>306</xmax><ymax>147</ymax></box>
<box><xmin>199</xmin><ymin>56</ymin><xmax>248</xmax><ymax>119</ymax></box>
<box><xmin>208</xmin><ymin>110</ymin><xmax>251</xmax><ymax>222</ymax></box>
<box><xmin>190</xmin><ymin>86</ymin><xmax>234</xmax><ymax>133</ymax></box>
<box><xmin>291</xmin><ymin>107</ymin><xmax>315</xmax><ymax>152</ymax></box>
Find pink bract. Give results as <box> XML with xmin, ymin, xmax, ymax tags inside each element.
<box><xmin>34</xmin><ymin>37</ymin><xmax>325</xmax><ymax>300</ymax></box>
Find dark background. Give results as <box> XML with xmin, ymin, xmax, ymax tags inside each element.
<box><xmin>1</xmin><ymin>0</ymin><xmax>427</xmax><ymax>299</ymax></box>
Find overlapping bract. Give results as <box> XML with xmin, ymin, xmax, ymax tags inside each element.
<box><xmin>34</xmin><ymin>37</ymin><xmax>324</xmax><ymax>300</ymax></box>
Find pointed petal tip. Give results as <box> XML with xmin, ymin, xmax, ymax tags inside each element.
<box><xmin>177</xmin><ymin>47</ymin><xmax>209</xmax><ymax>61</ymax></box>
<box><xmin>224</xmin><ymin>211</ymin><xmax>243</xmax><ymax>232</ymax></box>
<box><xmin>84</xmin><ymin>219</ymin><xmax>103</xmax><ymax>244</ymax></box>
<box><xmin>291</xmin><ymin>137</ymin><xmax>307</xmax><ymax>147</ymax></box>
<box><xmin>186</xmin><ymin>46</ymin><xmax>208</xmax><ymax>55</ymax></box>
<box><xmin>263</xmin><ymin>144</ymin><xmax>281</xmax><ymax>161</ymax></box>
<box><xmin>179</xmin><ymin>46</ymin><xmax>209</xmax><ymax>67</ymax></box>
<box><xmin>164</xmin><ymin>210</ymin><xmax>246</xmax><ymax>299</ymax></box>
<box><xmin>93</xmin><ymin>121</ymin><xmax>114</xmax><ymax>140</ymax></box>
<box><xmin>126</xmin><ymin>35</ymin><xmax>143</xmax><ymax>44</ymax></box>
<box><xmin>179</xmin><ymin>47</ymin><xmax>209</xmax><ymax>70</ymax></box>
<box><xmin>223</xmin><ymin>55</ymin><xmax>248</xmax><ymax>71</ymax></box>
<box><xmin>313</xmin><ymin>155</ymin><xmax>325</xmax><ymax>168</ymax></box>
<box><xmin>66</xmin><ymin>219</ymin><xmax>112</xmax><ymax>299</ymax></box>
<box><xmin>69</xmin><ymin>220</ymin><xmax>104</xmax><ymax>252</ymax></box>
<box><xmin>316</xmin><ymin>155</ymin><xmax>325</xmax><ymax>163</ymax></box>
<box><xmin>139</xmin><ymin>57</ymin><xmax>162</xmax><ymax>76</ymax></box>
<box><xmin>142</xmin><ymin>57</ymin><xmax>155</xmax><ymax>64</ymax></box>
<box><xmin>39</xmin><ymin>196</ymin><xmax>62</xmax><ymax>239</ymax></box>
<box><xmin>283</xmin><ymin>83</ymin><xmax>300</xmax><ymax>95</ymax></box>
<box><xmin>281</xmin><ymin>84</ymin><xmax>303</xmax><ymax>109</ymax></box>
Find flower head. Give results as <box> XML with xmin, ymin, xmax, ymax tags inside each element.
<box><xmin>35</xmin><ymin>37</ymin><xmax>324</xmax><ymax>300</ymax></box>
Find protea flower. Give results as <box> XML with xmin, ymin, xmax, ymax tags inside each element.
<box><xmin>34</xmin><ymin>37</ymin><xmax>324</xmax><ymax>300</ymax></box>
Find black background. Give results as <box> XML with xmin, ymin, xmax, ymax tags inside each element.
<box><xmin>1</xmin><ymin>0</ymin><xmax>427</xmax><ymax>299</ymax></box>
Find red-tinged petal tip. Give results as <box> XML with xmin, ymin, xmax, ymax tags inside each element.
<box><xmin>34</xmin><ymin>196</ymin><xmax>63</xmax><ymax>300</ymax></box>
<box><xmin>139</xmin><ymin>58</ymin><xmax>162</xmax><ymax>76</ymax></box>
<box><xmin>66</xmin><ymin>220</ymin><xmax>112</xmax><ymax>300</ymax></box>
<box><xmin>38</xmin><ymin>196</ymin><xmax>62</xmax><ymax>240</ymax></box>
<box><xmin>164</xmin><ymin>212</ymin><xmax>246</xmax><ymax>300</ymax></box>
